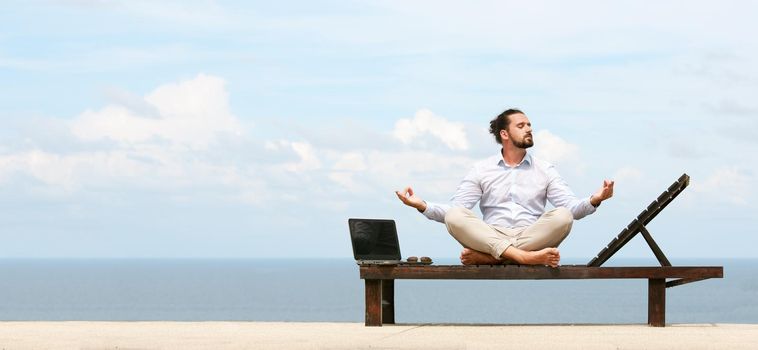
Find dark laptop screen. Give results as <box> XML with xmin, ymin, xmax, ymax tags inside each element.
<box><xmin>348</xmin><ymin>218</ymin><xmax>401</xmax><ymax>260</ymax></box>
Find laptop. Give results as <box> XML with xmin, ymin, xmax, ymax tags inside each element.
<box><xmin>348</xmin><ymin>218</ymin><xmax>403</xmax><ymax>265</ymax></box>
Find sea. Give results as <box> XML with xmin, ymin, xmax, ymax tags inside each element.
<box><xmin>0</xmin><ymin>258</ymin><xmax>755</xmax><ymax>324</ymax></box>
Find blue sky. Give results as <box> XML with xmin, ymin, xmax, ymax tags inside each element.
<box><xmin>1</xmin><ymin>1</ymin><xmax>756</xmax><ymax>260</ymax></box>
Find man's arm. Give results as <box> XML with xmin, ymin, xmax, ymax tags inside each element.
<box><xmin>546</xmin><ymin>165</ymin><xmax>614</xmax><ymax>219</ymax></box>
<box><xmin>395</xmin><ymin>166</ymin><xmax>483</xmax><ymax>223</ymax></box>
<box><xmin>396</xmin><ymin>186</ymin><xmax>449</xmax><ymax>222</ymax></box>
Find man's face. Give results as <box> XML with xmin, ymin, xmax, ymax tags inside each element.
<box><xmin>501</xmin><ymin>113</ymin><xmax>533</xmax><ymax>149</ymax></box>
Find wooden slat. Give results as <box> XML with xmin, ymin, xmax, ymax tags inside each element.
<box><xmin>645</xmin><ymin>201</ymin><xmax>660</xmax><ymax>217</ymax></box>
<box><xmin>637</xmin><ymin>206</ymin><xmax>657</xmax><ymax>225</ymax></box>
<box><xmin>360</xmin><ymin>265</ymin><xmax>723</xmax><ymax>280</ymax></box>
<box><xmin>656</xmin><ymin>190</ymin><xmax>671</xmax><ymax>203</ymax></box>
<box><xmin>678</xmin><ymin>173</ymin><xmax>690</xmax><ymax>187</ymax></box>
<box><xmin>643</xmin><ymin>197</ymin><xmax>674</xmax><ymax>226</ymax></box>
<box><xmin>668</xmin><ymin>179</ymin><xmax>683</xmax><ymax>192</ymax></box>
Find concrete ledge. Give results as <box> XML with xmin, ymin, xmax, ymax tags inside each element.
<box><xmin>1</xmin><ymin>322</ymin><xmax>756</xmax><ymax>349</ymax></box>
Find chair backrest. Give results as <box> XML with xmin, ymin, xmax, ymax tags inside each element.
<box><xmin>587</xmin><ymin>173</ymin><xmax>689</xmax><ymax>267</ymax></box>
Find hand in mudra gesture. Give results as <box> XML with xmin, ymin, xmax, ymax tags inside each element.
<box><xmin>395</xmin><ymin>186</ymin><xmax>427</xmax><ymax>212</ymax></box>
<box><xmin>590</xmin><ymin>180</ymin><xmax>615</xmax><ymax>207</ymax></box>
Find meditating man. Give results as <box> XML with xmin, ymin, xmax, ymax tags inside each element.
<box><xmin>395</xmin><ymin>108</ymin><xmax>614</xmax><ymax>267</ymax></box>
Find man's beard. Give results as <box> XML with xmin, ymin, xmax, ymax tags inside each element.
<box><xmin>510</xmin><ymin>134</ymin><xmax>534</xmax><ymax>149</ymax></box>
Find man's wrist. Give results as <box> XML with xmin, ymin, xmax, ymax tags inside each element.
<box><xmin>590</xmin><ymin>196</ymin><xmax>601</xmax><ymax>208</ymax></box>
<box><xmin>416</xmin><ymin>200</ymin><xmax>427</xmax><ymax>213</ymax></box>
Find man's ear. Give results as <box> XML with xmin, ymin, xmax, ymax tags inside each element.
<box><xmin>500</xmin><ymin>129</ymin><xmax>509</xmax><ymax>140</ymax></box>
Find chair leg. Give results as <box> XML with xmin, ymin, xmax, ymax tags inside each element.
<box><xmin>382</xmin><ymin>279</ymin><xmax>395</xmax><ymax>324</ymax></box>
<box><xmin>648</xmin><ymin>278</ymin><xmax>666</xmax><ymax>327</ymax></box>
<box><xmin>365</xmin><ymin>279</ymin><xmax>382</xmax><ymax>326</ymax></box>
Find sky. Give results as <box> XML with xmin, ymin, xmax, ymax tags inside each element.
<box><xmin>1</xmin><ymin>0</ymin><xmax>756</xmax><ymax>260</ymax></box>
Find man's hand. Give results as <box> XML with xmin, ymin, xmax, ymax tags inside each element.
<box><xmin>395</xmin><ymin>186</ymin><xmax>427</xmax><ymax>212</ymax></box>
<box><xmin>590</xmin><ymin>180</ymin><xmax>615</xmax><ymax>207</ymax></box>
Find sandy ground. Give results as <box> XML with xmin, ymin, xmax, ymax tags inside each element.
<box><xmin>0</xmin><ymin>322</ymin><xmax>756</xmax><ymax>349</ymax></box>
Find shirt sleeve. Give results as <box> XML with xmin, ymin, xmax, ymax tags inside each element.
<box><xmin>421</xmin><ymin>165</ymin><xmax>483</xmax><ymax>223</ymax></box>
<box><xmin>545</xmin><ymin>165</ymin><xmax>596</xmax><ymax>220</ymax></box>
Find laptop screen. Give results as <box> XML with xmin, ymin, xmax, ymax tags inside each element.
<box><xmin>348</xmin><ymin>218</ymin><xmax>401</xmax><ymax>261</ymax></box>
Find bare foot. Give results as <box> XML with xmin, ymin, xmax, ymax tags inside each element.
<box><xmin>460</xmin><ymin>248</ymin><xmax>502</xmax><ymax>265</ymax></box>
<box><xmin>507</xmin><ymin>247</ymin><xmax>561</xmax><ymax>267</ymax></box>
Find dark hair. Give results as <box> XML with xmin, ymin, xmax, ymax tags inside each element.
<box><xmin>489</xmin><ymin>108</ymin><xmax>524</xmax><ymax>144</ymax></box>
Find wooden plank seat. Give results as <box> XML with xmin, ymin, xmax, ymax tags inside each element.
<box><xmin>360</xmin><ymin>264</ymin><xmax>723</xmax><ymax>327</ymax></box>
<box><xmin>359</xmin><ymin>174</ymin><xmax>724</xmax><ymax>327</ymax></box>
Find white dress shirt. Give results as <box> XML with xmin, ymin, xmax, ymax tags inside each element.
<box><xmin>422</xmin><ymin>152</ymin><xmax>596</xmax><ymax>228</ymax></box>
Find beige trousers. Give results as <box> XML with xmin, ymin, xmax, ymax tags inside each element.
<box><xmin>444</xmin><ymin>207</ymin><xmax>574</xmax><ymax>260</ymax></box>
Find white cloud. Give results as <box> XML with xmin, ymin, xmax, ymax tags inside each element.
<box><xmin>264</xmin><ymin>140</ymin><xmax>289</xmax><ymax>151</ymax></box>
<box><xmin>0</xmin><ymin>149</ymin><xmax>160</xmax><ymax>194</ymax></box>
<box><xmin>0</xmin><ymin>74</ymin><xmax>270</xmax><ymax>205</ymax></box>
<box><xmin>2</xmin><ymin>73</ymin><xmax>438</xmax><ymax>209</ymax></box>
<box><xmin>362</xmin><ymin>150</ymin><xmax>473</xmax><ymax>197</ymax></box>
<box><xmin>691</xmin><ymin>167</ymin><xmax>752</xmax><ymax>205</ymax></box>
<box><xmin>392</xmin><ymin>109</ymin><xmax>469</xmax><ymax>150</ymax></box>
<box><xmin>0</xmin><ymin>147</ymin><xmax>270</xmax><ymax>203</ymax></box>
<box><xmin>0</xmin><ymin>150</ymin><xmax>76</xmax><ymax>190</ymax></box>
<box><xmin>262</xmin><ymin>140</ymin><xmax>474</xmax><ymax>201</ymax></box>
<box><xmin>284</xmin><ymin>142</ymin><xmax>321</xmax><ymax>172</ymax></box>
<box><xmin>71</xmin><ymin>74</ymin><xmax>241</xmax><ymax>150</ymax></box>
<box><xmin>326</xmin><ymin>153</ymin><xmax>369</xmax><ymax>194</ymax></box>
<box><xmin>533</xmin><ymin>130</ymin><xmax>581</xmax><ymax>166</ymax></box>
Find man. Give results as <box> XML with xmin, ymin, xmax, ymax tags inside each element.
<box><xmin>395</xmin><ymin>108</ymin><xmax>614</xmax><ymax>267</ymax></box>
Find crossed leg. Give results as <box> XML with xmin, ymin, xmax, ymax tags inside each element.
<box><xmin>445</xmin><ymin>207</ymin><xmax>573</xmax><ymax>267</ymax></box>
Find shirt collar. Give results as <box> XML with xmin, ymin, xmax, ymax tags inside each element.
<box><xmin>496</xmin><ymin>150</ymin><xmax>532</xmax><ymax>168</ymax></box>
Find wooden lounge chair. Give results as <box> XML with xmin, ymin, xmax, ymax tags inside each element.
<box><xmin>359</xmin><ymin>174</ymin><xmax>723</xmax><ymax>327</ymax></box>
